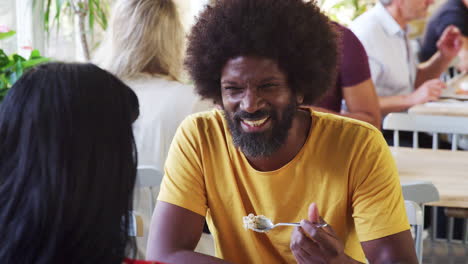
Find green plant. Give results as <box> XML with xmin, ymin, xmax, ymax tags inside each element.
<box><xmin>0</xmin><ymin>30</ymin><xmax>16</xmax><ymax>40</ymax></box>
<box><xmin>0</xmin><ymin>31</ymin><xmax>50</xmax><ymax>101</ymax></box>
<box><xmin>319</xmin><ymin>0</ymin><xmax>375</xmax><ymax>25</ymax></box>
<box><xmin>36</xmin><ymin>0</ymin><xmax>110</xmax><ymax>60</ymax></box>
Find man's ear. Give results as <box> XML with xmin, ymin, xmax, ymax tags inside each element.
<box><xmin>393</xmin><ymin>0</ymin><xmax>404</xmax><ymax>10</ymax></box>
<box><xmin>296</xmin><ymin>93</ymin><xmax>304</xmax><ymax>105</ymax></box>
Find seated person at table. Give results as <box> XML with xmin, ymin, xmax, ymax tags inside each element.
<box><xmin>146</xmin><ymin>0</ymin><xmax>417</xmax><ymax>263</ymax></box>
<box><xmin>350</xmin><ymin>0</ymin><xmax>462</xmax><ymax>146</ymax></box>
<box><xmin>313</xmin><ymin>23</ymin><xmax>381</xmax><ymax>128</ymax></box>
<box><xmin>350</xmin><ymin>0</ymin><xmax>462</xmax><ymax>115</ymax></box>
<box><xmin>419</xmin><ymin>0</ymin><xmax>468</xmax><ymax>72</ymax></box>
<box><xmin>95</xmin><ymin>0</ymin><xmax>213</xmax><ymax>257</ymax></box>
<box><xmin>0</xmin><ymin>63</ymin><xmax>158</xmax><ymax>264</ymax></box>
<box><xmin>95</xmin><ymin>0</ymin><xmax>211</xmax><ymax>171</ymax></box>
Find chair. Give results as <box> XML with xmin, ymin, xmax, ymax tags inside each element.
<box><xmin>135</xmin><ymin>166</ymin><xmax>164</xmax><ymax>217</ymax></box>
<box><xmin>405</xmin><ymin>200</ymin><xmax>424</xmax><ymax>263</ymax></box>
<box><xmin>383</xmin><ymin>112</ymin><xmax>468</xmax><ymax>150</ymax></box>
<box><xmin>129</xmin><ymin>212</ymin><xmax>144</xmax><ymax>237</ymax></box>
<box><xmin>383</xmin><ymin>113</ymin><xmax>468</xmax><ymax>244</ymax></box>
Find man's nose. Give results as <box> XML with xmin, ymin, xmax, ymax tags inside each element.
<box><xmin>240</xmin><ymin>87</ymin><xmax>266</xmax><ymax>113</ymax></box>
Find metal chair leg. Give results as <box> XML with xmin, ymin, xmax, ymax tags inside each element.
<box><xmin>431</xmin><ymin>206</ymin><xmax>438</xmax><ymax>240</ymax></box>
<box><xmin>463</xmin><ymin>218</ymin><xmax>468</xmax><ymax>244</ymax></box>
<box><xmin>447</xmin><ymin>216</ymin><xmax>454</xmax><ymax>242</ymax></box>
<box><xmin>414</xmin><ymin>225</ymin><xmax>423</xmax><ymax>263</ymax></box>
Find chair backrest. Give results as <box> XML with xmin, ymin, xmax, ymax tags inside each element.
<box><xmin>136</xmin><ymin>166</ymin><xmax>163</xmax><ymax>188</ymax></box>
<box><xmin>383</xmin><ymin>113</ymin><xmax>468</xmax><ymax>150</ymax></box>
<box><xmin>401</xmin><ymin>180</ymin><xmax>439</xmax><ymax>204</ymax></box>
<box><xmin>134</xmin><ymin>166</ymin><xmax>164</xmax><ymax>232</ymax></box>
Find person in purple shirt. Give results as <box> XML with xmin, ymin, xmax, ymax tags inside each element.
<box><xmin>313</xmin><ymin>23</ymin><xmax>381</xmax><ymax>128</ymax></box>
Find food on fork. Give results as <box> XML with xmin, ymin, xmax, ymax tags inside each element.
<box><xmin>243</xmin><ymin>214</ymin><xmax>271</xmax><ymax>231</ymax></box>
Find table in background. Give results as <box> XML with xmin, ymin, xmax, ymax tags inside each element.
<box><xmin>391</xmin><ymin>147</ymin><xmax>468</xmax><ymax>209</ymax></box>
<box><xmin>408</xmin><ymin>102</ymin><xmax>468</xmax><ymax>117</ymax></box>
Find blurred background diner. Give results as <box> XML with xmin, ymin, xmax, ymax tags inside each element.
<box><xmin>94</xmin><ymin>0</ymin><xmax>213</xmax><ymax>258</ymax></box>
<box><xmin>0</xmin><ymin>0</ymin><xmax>467</xmax><ymax>263</ymax></box>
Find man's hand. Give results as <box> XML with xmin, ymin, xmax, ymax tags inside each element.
<box><xmin>290</xmin><ymin>203</ymin><xmax>356</xmax><ymax>264</ymax></box>
<box><xmin>410</xmin><ymin>79</ymin><xmax>446</xmax><ymax>105</ymax></box>
<box><xmin>437</xmin><ymin>25</ymin><xmax>462</xmax><ymax>60</ymax></box>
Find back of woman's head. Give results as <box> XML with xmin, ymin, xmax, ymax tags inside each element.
<box><xmin>0</xmin><ymin>62</ymin><xmax>138</xmax><ymax>264</ymax></box>
<box><xmin>96</xmin><ymin>0</ymin><xmax>185</xmax><ymax>81</ymax></box>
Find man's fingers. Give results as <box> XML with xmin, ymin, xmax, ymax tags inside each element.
<box><xmin>300</xmin><ymin>220</ymin><xmax>341</xmax><ymax>257</ymax></box>
<box><xmin>308</xmin><ymin>203</ymin><xmax>320</xmax><ymax>223</ymax></box>
<box><xmin>296</xmin><ymin>228</ymin><xmax>322</xmax><ymax>255</ymax></box>
<box><xmin>291</xmin><ymin>227</ymin><xmax>324</xmax><ymax>263</ymax></box>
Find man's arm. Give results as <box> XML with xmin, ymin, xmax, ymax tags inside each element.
<box><xmin>377</xmin><ymin>78</ymin><xmax>445</xmax><ymax>116</ymax></box>
<box><xmin>311</xmin><ymin>79</ymin><xmax>381</xmax><ymax>128</ymax></box>
<box><xmin>290</xmin><ymin>204</ymin><xmax>417</xmax><ymax>264</ymax></box>
<box><xmin>341</xmin><ymin>79</ymin><xmax>381</xmax><ymax>128</ymax></box>
<box><xmin>146</xmin><ymin>201</ymin><xmax>230</xmax><ymax>264</ymax></box>
<box><xmin>362</xmin><ymin>230</ymin><xmax>417</xmax><ymax>264</ymax></box>
<box><xmin>415</xmin><ymin>26</ymin><xmax>462</xmax><ymax>87</ymax></box>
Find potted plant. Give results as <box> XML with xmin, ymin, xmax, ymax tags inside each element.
<box><xmin>0</xmin><ymin>28</ymin><xmax>49</xmax><ymax>101</ymax></box>
<box><xmin>36</xmin><ymin>0</ymin><xmax>110</xmax><ymax>60</ymax></box>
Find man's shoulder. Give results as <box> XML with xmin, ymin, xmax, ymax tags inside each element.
<box><xmin>312</xmin><ymin>111</ymin><xmax>380</xmax><ymax>137</ymax></box>
<box><xmin>435</xmin><ymin>6</ymin><xmax>468</xmax><ymax>33</ymax></box>
<box><xmin>350</xmin><ymin>9</ymin><xmax>381</xmax><ymax>34</ymax></box>
<box><xmin>181</xmin><ymin>109</ymin><xmax>225</xmax><ymax>130</ymax></box>
<box><xmin>350</xmin><ymin>12</ymin><xmax>385</xmax><ymax>49</ymax></box>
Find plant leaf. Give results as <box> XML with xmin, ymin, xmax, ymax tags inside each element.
<box><xmin>22</xmin><ymin>57</ymin><xmax>50</xmax><ymax>69</ymax></box>
<box><xmin>0</xmin><ymin>30</ymin><xmax>16</xmax><ymax>40</ymax></box>
<box><xmin>44</xmin><ymin>0</ymin><xmax>52</xmax><ymax>33</ymax></box>
<box><xmin>0</xmin><ymin>61</ymin><xmax>14</xmax><ymax>72</ymax></box>
<box><xmin>54</xmin><ymin>0</ymin><xmax>66</xmax><ymax>35</ymax></box>
<box><xmin>89</xmin><ymin>0</ymin><xmax>95</xmax><ymax>32</ymax></box>
<box><xmin>0</xmin><ymin>49</ymin><xmax>10</xmax><ymax>68</ymax></box>
<box><xmin>12</xmin><ymin>54</ymin><xmax>26</xmax><ymax>63</ymax></box>
<box><xmin>29</xmin><ymin>50</ymin><xmax>42</xmax><ymax>59</ymax></box>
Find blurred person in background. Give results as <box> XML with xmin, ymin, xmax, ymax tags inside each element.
<box><xmin>351</xmin><ymin>0</ymin><xmax>462</xmax><ymax>146</ymax></box>
<box><xmin>95</xmin><ymin>0</ymin><xmax>213</xmax><ymax>258</ymax></box>
<box><xmin>420</xmin><ymin>0</ymin><xmax>468</xmax><ymax>72</ymax></box>
<box><xmin>0</xmin><ymin>63</ymin><xmax>148</xmax><ymax>264</ymax></box>
<box><xmin>351</xmin><ymin>0</ymin><xmax>462</xmax><ymax>116</ymax></box>
<box><xmin>313</xmin><ymin>23</ymin><xmax>381</xmax><ymax>128</ymax></box>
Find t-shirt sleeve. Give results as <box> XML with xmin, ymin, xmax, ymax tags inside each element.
<box><xmin>437</xmin><ymin>13</ymin><xmax>468</xmax><ymax>37</ymax></box>
<box><xmin>340</xmin><ymin>26</ymin><xmax>371</xmax><ymax>88</ymax></box>
<box><xmin>350</xmin><ymin>129</ymin><xmax>410</xmax><ymax>242</ymax></box>
<box><xmin>157</xmin><ymin>116</ymin><xmax>208</xmax><ymax>217</ymax></box>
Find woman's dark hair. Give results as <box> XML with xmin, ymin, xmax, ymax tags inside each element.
<box><xmin>185</xmin><ymin>0</ymin><xmax>338</xmax><ymax>105</ymax></box>
<box><xmin>0</xmin><ymin>63</ymin><xmax>139</xmax><ymax>263</ymax></box>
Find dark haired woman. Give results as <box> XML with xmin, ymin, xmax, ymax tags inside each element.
<box><xmin>0</xmin><ymin>63</ymin><xmax>162</xmax><ymax>264</ymax></box>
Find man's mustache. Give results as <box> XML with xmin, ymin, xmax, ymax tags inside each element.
<box><xmin>233</xmin><ymin>110</ymin><xmax>271</xmax><ymax>120</ymax></box>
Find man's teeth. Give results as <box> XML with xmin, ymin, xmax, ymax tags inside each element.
<box><xmin>242</xmin><ymin>117</ymin><xmax>269</xmax><ymax>127</ymax></box>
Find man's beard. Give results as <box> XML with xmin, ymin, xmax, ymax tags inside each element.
<box><xmin>223</xmin><ymin>101</ymin><xmax>297</xmax><ymax>158</ymax></box>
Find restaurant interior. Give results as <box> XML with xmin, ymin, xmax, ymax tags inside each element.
<box><xmin>0</xmin><ymin>0</ymin><xmax>467</xmax><ymax>263</ymax></box>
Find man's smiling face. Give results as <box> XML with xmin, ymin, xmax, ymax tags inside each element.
<box><xmin>220</xmin><ymin>56</ymin><xmax>298</xmax><ymax>158</ymax></box>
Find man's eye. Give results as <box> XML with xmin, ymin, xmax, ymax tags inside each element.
<box><xmin>259</xmin><ymin>83</ymin><xmax>278</xmax><ymax>89</ymax></box>
<box><xmin>225</xmin><ymin>86</ymin><xmax>241</xmax><ymax>90</ymax></box>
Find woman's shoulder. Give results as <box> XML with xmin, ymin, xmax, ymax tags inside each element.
<box><xmin>125</xmin><ymin>74</ymin><xmax>192</xmax><ymax>90</ymax></box>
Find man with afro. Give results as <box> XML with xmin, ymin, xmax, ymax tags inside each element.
<box><xmin>147</xmin><ymin>0</ymin><xmax>418</xmax><ymax>263</ymax></box>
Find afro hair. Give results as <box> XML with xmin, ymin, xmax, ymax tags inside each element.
<box><xmin>185</xmin><ymin>0</ymin><xmax>339</xmax><ymax>105</ymax></box>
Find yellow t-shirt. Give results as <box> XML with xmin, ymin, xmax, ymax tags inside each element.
<box><xmin>158</xmin><ymin>109</ymin><xmax>409</xmax><ymax>263</ymax></box>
